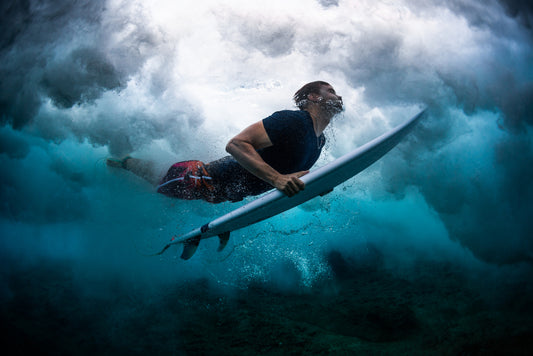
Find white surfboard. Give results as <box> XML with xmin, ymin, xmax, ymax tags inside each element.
<box><xmin>155</xmin><ymin>109</ymin><xmax>426</xmax><ymax>259</ymax></box>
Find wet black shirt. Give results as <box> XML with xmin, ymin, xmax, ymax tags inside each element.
<box><xmin>206</xmin><ymin>110</ymin><xmax>325</xmax><ymax>202</ymax></box>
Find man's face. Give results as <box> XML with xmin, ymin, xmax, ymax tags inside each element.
<box><xmin>318</xmin><ymin>85</ymin><xmax>344</xmax><ymax>115</ymax></box>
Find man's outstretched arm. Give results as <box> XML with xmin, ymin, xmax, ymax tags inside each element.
<box><xmin>226</xmin><ymin>121</ymin><xmax>307</xmax><ymax>197</ymax></box>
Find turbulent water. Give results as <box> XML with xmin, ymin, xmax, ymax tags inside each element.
<box><xmin>1</xmin><ymin>0</ymin><xmax>533</xmax><ymax>354</ymax></box>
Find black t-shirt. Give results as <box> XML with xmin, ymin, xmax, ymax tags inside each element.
<box><xmin>206</xmin><ymin>110</ymin><xmax>325</xmax><ymax>202</ymax></box>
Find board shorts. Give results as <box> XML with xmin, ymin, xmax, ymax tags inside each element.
<box><xmin>156</xmin><ymin>160</ymin><xmax>219</xmax><ymax>203</ymax></box>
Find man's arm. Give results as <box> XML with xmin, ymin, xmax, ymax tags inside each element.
<box><xmin>226</xmin><ymin>121</ymin><xmax>308</xmax><ymax>197</ymax></box>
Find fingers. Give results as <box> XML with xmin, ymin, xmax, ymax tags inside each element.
<box><xmin>293</xmin><ymin>176</ymin><xmax>305</xmax><ymax>191</ymax></box>
<box><xmin>274</xmin><ymin>171</ymin><xmax>309</xmax><ymax>197</ymax></box>
<box><xmin>283</xmin><ymin>184</ymin><xmax>297</xmax><ymax>197</ymax></box>
<box><xmin>283</xmin><ymin>175</ymin><xmax>306</xmax><ymax>197</ymax></box>
<box><xmin>295</xmin><ymin>170</ymin><xmax>309</xmax><ymax>178</ymax></box>
<box><xmin>283</xmin><ymin>180</ymin><xmax>297</xmax><ymax>197</ymax></box>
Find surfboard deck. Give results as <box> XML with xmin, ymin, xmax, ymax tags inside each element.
<box><xmin>155</xmin><ymin>109</ymin><xmax>426</xmax><ymax>259</ymax></box>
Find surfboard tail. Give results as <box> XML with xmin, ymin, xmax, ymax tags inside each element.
<box><xmin>179</xmin><ymin>232</ymin><xmax>230</xmax><ymax>259</ymax></box>
<box><xmin>150</xmin><ymin>243</ymin><xmax>173</xmax><ymax>256</ymax></box>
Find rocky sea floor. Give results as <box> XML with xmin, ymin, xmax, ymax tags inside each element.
<box><xmin>2</xmin><ymin>250</ymin><xmax>533</xmax><ymax>355</ymax></box>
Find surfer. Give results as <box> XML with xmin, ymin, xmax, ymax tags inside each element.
<box><xmin>107</xmin><ymin>81</ymin><xmax>343</xmax><ymax>203</ymax></box>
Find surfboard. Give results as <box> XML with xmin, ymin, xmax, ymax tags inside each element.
<box><xmin>155</xmin><ymin>109</ymin><xmax>426</xmax><ymax>259</ymax></box>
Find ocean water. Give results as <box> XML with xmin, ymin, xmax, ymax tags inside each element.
<box><xmin>1</xmin><ymin>0</ymin><xmax>533</xmax><ymax>354</ymax></box>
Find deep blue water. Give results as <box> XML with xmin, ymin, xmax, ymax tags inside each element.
<box><xmin>2</xmin><ymin>117</ymin><xmax>533</xmax><ymax>354</ymax></box>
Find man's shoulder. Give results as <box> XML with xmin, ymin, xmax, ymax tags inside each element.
<box><xmin>263</xmin><ymin>110</ymin><xmax>311</xmax><ymax>142</ymax></box>
<box><xmin>265</xmin><ymin>110</ymin><xmax>310</xmax><ymax>125</ymax></box>
<box><xmin>269</xmin><ymin>109</ymin><xmax>309</xmax><ymax>118</ymax></box>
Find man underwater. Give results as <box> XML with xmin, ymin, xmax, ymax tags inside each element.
<box><xmin>107</xmin><ymin>81</ymin><xmax>343</xmax><ymax>203</ymax></box>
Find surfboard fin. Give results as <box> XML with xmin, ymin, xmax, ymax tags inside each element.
<box><xmin>217</xmin><ymin>232</ymin><xmax>230</xmax><ymax>252</ymax></box>
<box><xmin>181</xmin><ymin>236</ymin><xmax>201</xmax><ymax>260</ymax></box>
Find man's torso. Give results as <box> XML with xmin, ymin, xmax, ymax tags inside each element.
<box><xmin>207</xmin><ymin>110</ymin><xmax>325</xmax><ymax>202</ymax></box>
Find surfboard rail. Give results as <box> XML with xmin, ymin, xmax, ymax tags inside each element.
<box><xmin>154</xmin><ymin>109</ymin><xmax>426</xmax><ymax>259</ymax></box>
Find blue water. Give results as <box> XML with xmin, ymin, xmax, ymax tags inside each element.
<box><xmin>2</xmin><ymin>116</ymin><xmax>533</xmax><ymax>353</ymax></box>
<box><xmin>1</xmin><ymin>0</ymin><xmax>533</xmax><ymax>353</ymax></box>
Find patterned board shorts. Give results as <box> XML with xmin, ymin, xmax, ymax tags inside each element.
<box><xmin>156</xmin><ymin>160</ymin><xmax>218</xmax><ymax>203</ymax></box>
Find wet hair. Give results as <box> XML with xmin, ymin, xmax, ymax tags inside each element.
<box><xmin>293</xmin><ymin>81</ymin><xmax>331</xmax><ymax>110</ymax></box>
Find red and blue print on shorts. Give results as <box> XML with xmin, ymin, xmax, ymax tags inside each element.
<box><xmin>157</xmin><ymin>160</ymin><xmax>215</xmax><ymax>201</ymax></box>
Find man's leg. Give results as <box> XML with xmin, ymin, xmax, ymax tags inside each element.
<box><xmin>157</xmin><ymin>160</ymin><xmax>224</xmax><ymax>203</ymax></box>
<box><xmin>107</xmin><ymin>157</ymin><xmax>160</xmax><ymax>185</ymax></box>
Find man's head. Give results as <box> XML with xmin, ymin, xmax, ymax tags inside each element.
<box><xmin>293</xmin><ymin>81</ymin><xmax>343</xmax><ymax>115</ymax></box>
